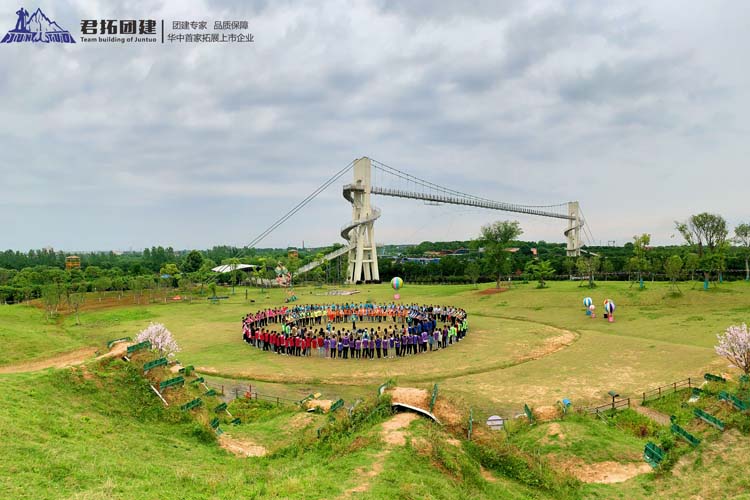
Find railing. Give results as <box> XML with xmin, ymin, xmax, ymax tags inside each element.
<box><xmin>641</xmin><ymin>378</ymin><xmax>693</xmax><ymax>404</ymax></box>
<box><xmin>582</xmin><ymin>397</ymin><xmax>630</xmax><ymax>415</ymax></box>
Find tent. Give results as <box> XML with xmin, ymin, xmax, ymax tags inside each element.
<box><xmin>211</xmin><ymin>264</ymin><xmax>257</xmax><ymax>273</ymax></box>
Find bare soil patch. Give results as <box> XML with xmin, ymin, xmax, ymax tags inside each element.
<box><xmin>553</xmin><ymin>456</ymin><xmax>651</xmax><ymax>484</ymax></box>
<box><xmin>434</xmin><ymin>399</ymin><xmax>463</xmax><ymax>426</ymax></box>
<box><xmin>477</xmin><ymin>288</ymin><xmax>508</xmax><ymax>295</ymax></box>
<box><xmin>219</xmin><ymin>435</ymin><xmax>267</xmax><ymax>457</ymax></box>
<box><xmin>305</xmin><ymin>399</ymin><xmax>333</xmax><ymax>412</ymax></box>
<box><xmin>545</xmin><ymin>422</ymin><xmax>566</xmax><ymax>440</ymax></box>
<box><xmin>0</xmin><ymin>339</ymin><xmax>137</xmax><ymax>375</ymax></box>
<box><xmin>533</xmin><ymin>405</ymin><xmax>561</xmax><ymax>422</ymax></box>
<box><xmin>339</xmin><ymin>413</ymin><xmax>419</xmax><ymax>498</ymax></box>
<box><xmin>516</xmin><ymin>331</ymin><xmax>578</xmax><ymax>363</ymax></box>
<box><xmin>389</xmin><ymin>387</ymin><xmax>429</xmax><ymax>408</ymax></box>
<box><xmin>382</xmin><ymin>412</ymin><xmax>418</xmax><ymax>446</ymax></box>
<box><xmin>0</xmin><ymin>347</ymin><xmax>98</xmax><ymax>374</ymax></box>
<box><xmin>480</xmin><ymin>466</ymin><xmax>497</xmax><ymax>483</ymax></box>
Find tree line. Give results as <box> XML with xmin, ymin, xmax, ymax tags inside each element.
<box><xmin>1</xmin><ymin>212</ymin><xmax>748</xmax><ymax>303</ymax></box>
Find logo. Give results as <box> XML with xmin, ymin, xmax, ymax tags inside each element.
<box><xmin>1</xmin><ymin>6</ymin><xmax>76</xmax><ymax>44</ymax></box>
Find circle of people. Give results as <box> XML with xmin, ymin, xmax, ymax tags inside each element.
<box><xmin>241</xmin><ymin>302</ymin><xmax>468</xmax><ymax>360</ymax></box>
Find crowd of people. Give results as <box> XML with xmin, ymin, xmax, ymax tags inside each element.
<box><xmin>240</xmin><ymin>303</ymin><xmax>468</xmax><ymax>360</ymax></box>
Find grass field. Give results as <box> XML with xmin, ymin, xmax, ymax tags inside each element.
<box><xmin>3</xmin><ymin>280</ymin><xmax>743</xmax><ymax>412</ymax></box>
<box><xmin>2</xmin><ymin>279</ymin><xmax>750</xmax><ymax>498</ymax></box>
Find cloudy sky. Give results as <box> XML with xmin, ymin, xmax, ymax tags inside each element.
<box><xmin>0</xmin><ymin>0</ymin><xmax>748</xmax><ymax>251</ymax></box>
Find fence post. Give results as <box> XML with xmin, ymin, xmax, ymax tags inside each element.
<box><xmin>276</xmin><ymin>397</ymin><xmax>279</xmax><ymax>406</ymax></box>
<box><xmin>658</xmin><ymin>387</ymin><xmax>661</xmax><ymax>398</ymax></box>
<box><xmin>688</xmin><ymin>377</ymin><xmax>691</xmax><ymax>389</ymax></box>
<box><xmin>673</xmin><ymin>382</ymin><xmax>676</xmax><ymax>392</ymax></box>
<box><xmin>642</xmin><ymin>392</ymin><xmax>646</xmax><ymax>404</ymax></box>
<box><xmin>627</xmin><ymin>398</ymin><xmax>630</xmax><ymax>408</ymax></box>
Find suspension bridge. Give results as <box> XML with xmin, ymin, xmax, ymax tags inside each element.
<box><xmin>248</xmin><ymin>157</ymin><xmax>590</xmax><ymax>284</ymax></box>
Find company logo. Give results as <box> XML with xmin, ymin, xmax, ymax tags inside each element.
<box><xmin>1</xmin><ymin>6</ymin><xmax>76</xmax><ymax>44</ymax></box>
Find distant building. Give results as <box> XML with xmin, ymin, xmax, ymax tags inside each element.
<box><xmin>402</xmin><ymin>257</ymin><xmax>441</xmax><ymax>264</ymax></box>
<box><xmin>65</xmin><ymin>256</ymin><xmax>81</xmax><ymax>270</ymax></box>
<box><xmin>287</xmin><ymin>248</ymin><xmax>299</xmax><ymax>258</ymax></box>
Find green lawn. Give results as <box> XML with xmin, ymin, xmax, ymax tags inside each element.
<box><xmin>2</xmin><ymin>280</ymin><xmax>750</xmax><ymax>499</ymax></box>
<box><xmin>0</xmin><ymin>358</ymin><xmax>541</xmax><ymax>499</ymax></box>
<box><xmin>3</xmin><ymin>281</ymin><xmax>748</xmax><ymax>414</ymax></box>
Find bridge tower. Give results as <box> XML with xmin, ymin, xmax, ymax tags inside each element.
<box><xmin>345</xmin><ymin>157</ymin><xmax>380</xmax><ymax>284</ymax></box>
<box><xmin>566</xmin><ymin>201</ymin><xmax>582</xmax><ymax>257</ymax></box>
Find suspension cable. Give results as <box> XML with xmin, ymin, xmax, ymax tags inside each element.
<box><xmin>246</xmin><ymin>160</ymin><xmax>355</xmax><ymax>249</ymax></box>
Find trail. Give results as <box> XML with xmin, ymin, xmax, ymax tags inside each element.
<box><xmin>633</xmin><ymin>403</ymin><xmax>671</xmax><ymax>426</ymax></box>
<box><xmin>0</xmin><ymin>341</ymin><xmax>132</xmax><ymax>374</ymax></box>
<box><xmin>338</xmin><ymin>412</ymin><xmax>418</xmax><ymax>498</ymax></box>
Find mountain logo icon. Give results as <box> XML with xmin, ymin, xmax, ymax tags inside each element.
<box><xmin>1</xmin><ymin>6</ymin><xmax>76</xmax><ymax>44</ymax></box>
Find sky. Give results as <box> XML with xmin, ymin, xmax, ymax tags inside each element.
<box><xmin>0</xmin><ymin>0</ymin><xmax>748</xmax><ymax>251</ymax></box>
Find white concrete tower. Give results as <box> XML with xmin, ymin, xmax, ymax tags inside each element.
<box><xmin>344</xmin><ymin>157</ymin><xmax>380</xmax><ymax>283</ymax></box>
<box><xmin>565</xmin><ymin>201</ymin><xmax>582</xmax><ymax>256</ymax></box>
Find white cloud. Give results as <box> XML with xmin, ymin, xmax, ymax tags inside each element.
<box><xmin>0</xmin><ymin>0</ymin><xmax>748</xmax><ymax>250</ymax></box>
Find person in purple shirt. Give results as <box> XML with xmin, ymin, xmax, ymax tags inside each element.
<box><xmin>375</xmin><ymin>336</ymin><xmax>382</xmax><ymax>359</ymax></box>
<box><xmin>323</xmin><ymin>337</ymin><xmax>330</xmax><ymax>358</ymax></box>
<box><xmin>387</xmin><ymin>335</ymin><xmax>393</xmax><ymax>358</ymax></box>
<box><xmin>355</xmin><ymin>338</ymin><xmax>362</xmax><ymax>359</ymax></box>
<box><xmin>342</xmin><ymin>336</ymin><xmax>349</xmax><ymax>359</ymax></box>
<box><xmin>362</xmin><ymin>337</ymin><xmax>369</xmax><ymax>359</ymax></box>
<box><xmin>421</xmin><ymin>331</ymin><xmax>428</xmax><ymax>353</ymax></box>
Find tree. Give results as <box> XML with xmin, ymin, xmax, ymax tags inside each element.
<box><xmin>684</xmin><ymin>253</ymin><xmax>700</xmax><ymax>282</ymax></box>
<box><xmin>135</xmin><ymin>322</ymin><xmax>181</xmax><ymax>358</ymax></box>
<box><xmin>664</xmin><ymin>254</ymin><xmax>683</xmax><ymax>294</ymax></box>
<box><xmin>675</xmin><ymin>213</ymin><xmax>728</xmax><ymax>284</ymax></box>
<box><xmin>41</xmin><ymin>283</ymin><xmax>63</xmax><ymax>320</ymax></box>
<box><xmin>525</xmin><ymin>260</ymin><xmax>555</xmax><ymax>288</ymax></box>
<box><xmin>478</xmin><ymin>221</ymin><xmax>523</xmax><ymax>288</ymax></box>
<box><xmin>630</xmin><ymin>234</ymin><xmax>651</xmax><ymax>288</ymax></box>
<box><xmin>734</xmin><ymin>223</ymin><xmax>750</xmax><ymax>281</ymax></box>
<box><xmin>465</xmin><ymin>261</ymin><xmax>481</xmax><ymax>288</ymax></box>
<box><xmin>183</xmin><ymin>250</ymin><xmax>204</xmax><ymax>273</ymax></box>
<box><xmin>601</xmin><ymin>258</ymin><xmax>614</xmax><ymax>281</ymax></box>
<box><xmin>562</xmin><ymin>258</ymin><xmax>575</xmax><ymax>278</ymax></box>
<box><xmin>222</xmin><ymin>257</ymin><xmax>242</xmax><ymax>294</ymax></box>
<box><xmin>715</xmin><ymin>323</ymin><xmax>750</xmax><ymax>375</ymax></box>
<box><xmin>65</xmin><ymin>283</ymin><xmax>86</xmax><ymax>325</ymax></box>
<box><xmin>178</xmin><ymin>277</ymin><xmax>193</xmax><ymax>302</ymax></box>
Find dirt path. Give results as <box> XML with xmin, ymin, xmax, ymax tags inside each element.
<box><xmin>0</xmin><ymin>341</ymin><xmax>133</xmax><ymax>375</ymax></box>
<box><xmin>554</xmin><ymin>456</ymin><xmax>652</xmax><ymax>483</ymax></box>
<box><xmin>0</xmin><ymin>347</ymin><xmax>99</xmax><ymax>374</ymax></box>
<box><xmin>219</xmin><ymin>435</ymin><xmax>268</xmax><ymax>457</ymax></box>
<box><xmin>339</xmin><ymin>412</ymin><xmax>418</xmax><ymax>498</ymax></box>
<box><xmin>633</xmin><ymin>403</ymin><xmax>671</xmax><ymax>426</ymax></box>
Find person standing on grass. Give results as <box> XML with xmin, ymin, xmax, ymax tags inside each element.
<box><xmin>324</xmin><ymin>336</ymin><xmax>330</xmax><ymax>358</ymax></box>
<box><xmin>375</xmin><ymin>335</ymin><xmax>382</xmax><ymax>359</ymax></box>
